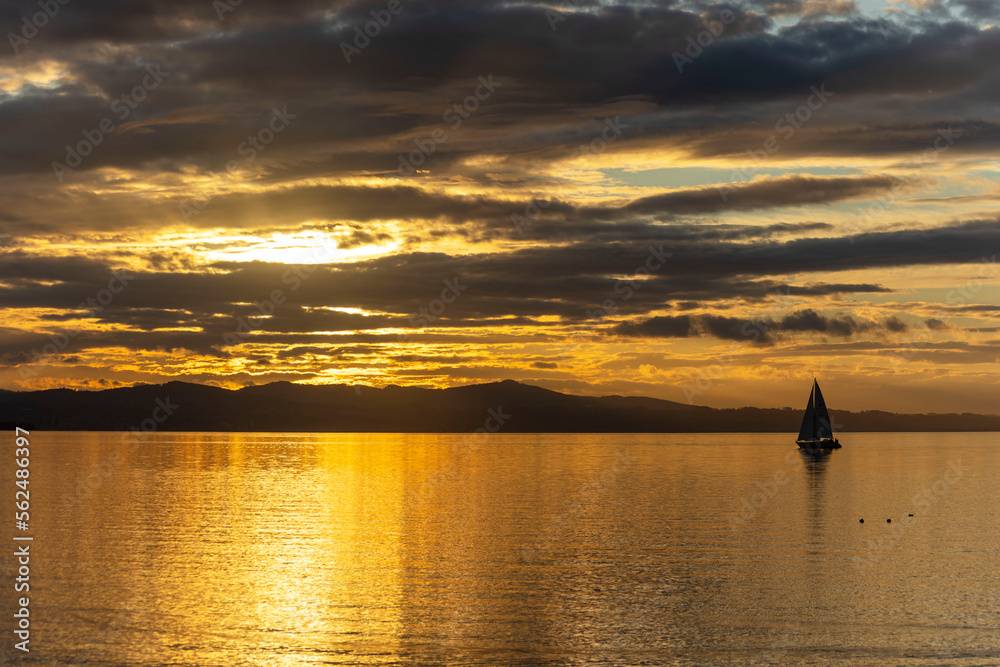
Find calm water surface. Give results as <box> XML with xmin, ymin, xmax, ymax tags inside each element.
<box><xmin>3</xmin><ymin>432</ymin><xmax>999</xmax><ymax>665</ymax></box>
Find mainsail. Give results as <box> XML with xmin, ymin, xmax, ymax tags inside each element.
<box><xmin>813</xmin><ymin>381</ymin><xmax>833</xmax><ymax>440</ymax></box>
<box><xmin>797</xmin><ymin>384</ymin><xmax>816</xmax><ymax>441</ymax></box>
<box><xmin>796</xmin><ymin>380</ymin><xmax>841</xmax><ymax>448</ymax></box>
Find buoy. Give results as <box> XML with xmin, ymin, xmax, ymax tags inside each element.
<box><xmin>908</xmin><ymin>514</ymin><xmax>913</xmax><ymax>517</ymax></box>
<box><xmin>859</xmin><ymin>518</ymin><xmax>864</xmax><ymax>523</ymax></box>
<box><xmin>887</xmin><ymin>519</ymin><xmax>891</xmax><ymax>523</ymax></box>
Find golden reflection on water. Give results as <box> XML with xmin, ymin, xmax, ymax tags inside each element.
<box><xmin>4</xmin><ymin>432</ymin><xmax>999</xmax><ymax>665</ymax></box>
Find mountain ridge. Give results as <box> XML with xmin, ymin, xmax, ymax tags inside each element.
<box><xmin>1</xmin><ymin>379</ymin><xmax>998</xmax><ymax>432</ymax></box>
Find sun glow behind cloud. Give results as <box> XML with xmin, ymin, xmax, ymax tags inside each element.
<box><xmin>198</xmin><ymin>231</ymin><xmax>399</xmax><ymax>265</ymax></box>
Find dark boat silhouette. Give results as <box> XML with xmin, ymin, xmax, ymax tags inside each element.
<box><xmin>796</xmin><ymin>379</ymin><xmax>841</xmax><ymax>449</ymax></box>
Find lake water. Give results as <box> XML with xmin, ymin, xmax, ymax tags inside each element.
<box><xmin>2</xmin><ymin>432</ymin><xmax>998</xmax><ymax>665</ymax></box>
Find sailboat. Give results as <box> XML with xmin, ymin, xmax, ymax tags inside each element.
<box><xmin>796</xmin><ymin>379</ymin><xmax>841</xmax><ymax>449</ymax></box>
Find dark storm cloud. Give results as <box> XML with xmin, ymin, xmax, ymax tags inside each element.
<box><xmin>179</xmin><ymin>175</ymin><xmax>895</xmax><ymax>232</ymax></box>
<box><xmin>440</xmin><ymin>217</ymin><xmax>1000</xmax><ymax>302</ymax></box>
<box><xmin>884</xmin><ymin>315</ymin><xmax>908</xmax><ymax>332</ymax></box>
<box><xmin>505</xmin><ymin>219</ymin><xmax>835</xmax><ymax>248</ymax></box>
<box><xmin>178</xmin><ymin>184</ymin><xmax>516</xmax><ymax>229</ymax></box>
<box><xmin>0</xmin><ymin>327</ymin><xmax>222</xmax><ymax>362</ymax></box>
<box><xmin>934</xmin><ymin>304</ymin><xmax>1000</xmax><ymax>315</ymax></box>
<box><xmin>2</xmin><ymin>1</ymin><xmax>998</xmax><ymax>373</ymax></box>
<box><xmin>210</xmin><ymin>4</ymin><xmax>991</xmax><ymax>107</ymax></box>
<box><xmin>0</xmin><ymin>218</ymin><xmax>987</xmax><ymax>360</ymax></box>
<box><xmin>950</xmin><ymin>0</ymin><xmax>1000</xmax><ymax>19</ymax></box>
<box><xmin>2</xmin><ymin>1</ymin><xmax>999</xmax><ymax>185</ymax></box>
<box><xmin>589</xmin><ymin>175</ymin><xmax>905</xmax><ymax>218</ymax></box>
<box><xmin>614</xmin><ymin>315</ymin><xmax>694</xmax><ymax>338</ymax></box>
<box><xmin>753</xmin><ymin>0</ymin><xmax>857</xmax><ymax>17</ymax></box>
<box><xmin>3</xmin><ymin>216</ymin><xmax>995</xmax><ymax>328</ymax></box>
<box><xmin>4</xmin><ymin>215</ymin><xmax>994</xmax><ymax>361</ymax></box>
<box><xmin>614</xmin><ymin>309</ymin><xmax>906</xmax><ymax>343</ymax></box>
<box><xmin>0</xmin><ymin>252</ymin><xmax>113</xmax><ymax>284</ymax></box>
<box><xmin>0</xmin><ymin>174</ymin><xmax>894</xmax><ymax>239</ymax></box>
<box><xmin>0</xmin><ymin>0</ymin><xmax>333</xmax><ymax>46</ymax></box>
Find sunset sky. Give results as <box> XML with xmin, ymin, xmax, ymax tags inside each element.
<box><xmin>1</xmin><ymin>0</ymin><xmax>999</xmax><ymax>414</ymax></box>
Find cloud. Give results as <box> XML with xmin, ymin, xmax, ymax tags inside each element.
<box><xmin>4</xmin><ymin>216</ymin><xmax>995</xmax><ymax>336</ymax></box>
<box><xmin>614</xmin><ymin>308</ymin><xmax>911</xmax><ymax>343</ymax></box>
<box><xmin>757</xmin><ymin>0</ymin><xmax>857</xmax><ymax>17</ymax></box>
<box><xmin>2</xmin><ymin>0</ymin><xmax>999</xmax><ymax>411</ymax></box>
<box><xmin>614</xmin><ymin>315</ymin><xmax>694</xmax><ymax>339</ymax></box>
<box><xmin>950</xmin><ymin>0</ymin><xmax>1000</xmax><ymax>18</ymax></box>
<box><xmin>3</xmin><ymin>3</ymin><xmax>999</xmax><ymax>188</ymax></box>
<box><xmin>604</xmin><ymin>175</ymin><xmax>906</xmax><ymax>217</ymax></box>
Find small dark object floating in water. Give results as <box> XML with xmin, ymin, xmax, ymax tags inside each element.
<box><xmin>908</xmin><ymin>513</ymin><xmax>913</xmax><ymax>517</ymax></box>
<box><xmin>859</xmin><ymin>518</ymin><xmax>864</xmax><ymax>523</ymax></box>
<box><xmin>887</xmin><ymin>519</ymin><xmax>891</xmax><ymax>523</ymax></box>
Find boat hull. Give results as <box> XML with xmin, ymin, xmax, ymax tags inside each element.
<box><xmin>796</xmin><ymin>438</ymin><xmax>841</xmax><ymax>449</ymax></box>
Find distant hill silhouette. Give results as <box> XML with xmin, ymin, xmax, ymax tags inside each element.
<box><xmin>2</xmin><ymin>379</ymin><xmax>999</xmax><ymax>432</ymax></box>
